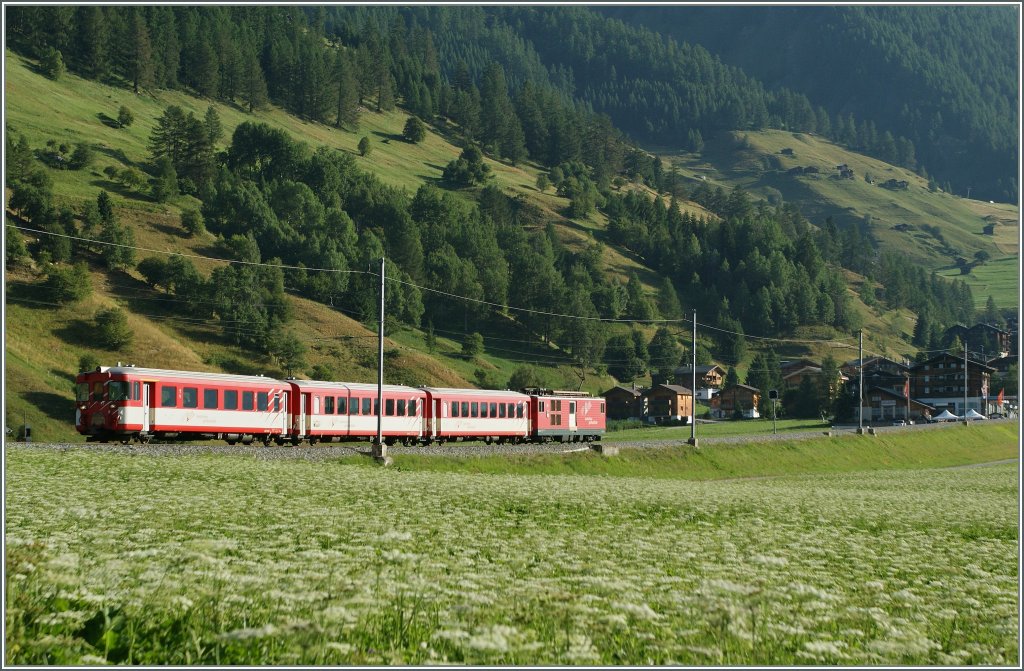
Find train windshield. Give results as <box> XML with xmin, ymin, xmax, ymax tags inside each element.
<box><xmin>76</xmin><ymin>383</ymin><xmax>89</xmax><ymax>402</ymax></box>
<box><xmin>108</xmin><ymin>381</ymin><xmax>129</xmax><ymax>401</ymax></box>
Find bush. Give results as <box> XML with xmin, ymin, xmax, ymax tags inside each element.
<box><xmin>181</xmin><ymin>209</ymin><xmax>206</xmax><ymax>237</ymax></box>
<box><xmin>462</xmin><ymin>332</ymin><xmax>484</xmax><ymax>357</ymax></box>
<box><xmin>95</xmin><ymin>307</ymin><xmax>133</xmax><ymax>349</ymax></box>
<box><xmin>117</xmin><ymin>106</ymin><xmax>134</xmax><ymax>128</ymax></box>
<box><xmin>358</xmin><ymin>136</ymin><xmax>372</xmax><ymax>157</ymax></box>
<box><xmin>78</xmin><ymin>353</ymin><xmax>101</xmax><ymax>373</ymax></box>
<box><xmin>41</xmin><ymin>47</ymin><xmax>65</xmax><ymax>80</ymax></box>
<box><xmin>403</xmin><ymin>116</ymin><xmax>427</xmax><ymax>143</ymax></box>
<box><xmin>45</xmin><ymin>262</ymin><xmax>92</xmax><ymax>304</ymax></box>
<box><xmin>68</xmin><ymin>144</ymin><xmax>95</xmax><ymax>170</ymax></box>
<box><xmin>150</xmin><ymin>156</ymin><xmax>178</xmax><ymax>202</ymax></box>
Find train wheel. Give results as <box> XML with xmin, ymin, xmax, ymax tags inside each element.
<box><xmin>262</xmin><ymin>436</ymin><xmax>272</xmax><ymax>446</ymax></box>
<box><xmin>227</xmin><ymin>440</ymin><xmax>237</xmax><ymax>446</ymax></box>
<box><xmin>291</xmin><ymin>437</ymin><xmax>301</xmax><ymax>446</ymax></box>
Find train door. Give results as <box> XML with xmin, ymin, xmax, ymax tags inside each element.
<box><xmin>433</xmin><ymin>398</ymin><xmax>443</xmax><ymax>437</ymax></box>
<box><xmin>142</xmin><ymin>383</ymin><xmax>152</xmax><ymax>433</ymax></box>
<box><xmin>300</xmin><ymin>393</ymin><xmax>311</xmax><ymax>436</ymax></box>
<box><xmin>280</xmin><ymin>391</ymin><xmax>289</xmax><ymax>433</ymax></box>
<box><xmin>569</xmin><ymin>401</ymin><xmax>577</xmax><ymax>433</ymax></box>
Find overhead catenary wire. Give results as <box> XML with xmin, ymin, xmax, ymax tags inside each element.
<box><xmin>14</xmin><ymin>224</ymin><xmax>932</xmax><ymax>353</ymax></box>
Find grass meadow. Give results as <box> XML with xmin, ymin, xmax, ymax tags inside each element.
<box><xmin>5</xmin><ymin>423</ymin><xmax>1019</xmax><ymax>665</ymax></box>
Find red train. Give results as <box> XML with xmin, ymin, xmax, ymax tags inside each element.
<box><xmin>75</xmin><ymin>365</ymin><xmax>606</xmax><ymax>446</ymax></box>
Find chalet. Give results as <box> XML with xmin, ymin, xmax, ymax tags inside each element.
<box><xmin>881</xmin><ymin>178</ymin><xmax>909</xmax><ymax>190</ymax></box>
<box><xmin>841</xmin><ymin>356</ymin><xmax>909</xmax><ymax>395</ymax></box>
<box><xmin>780</xmin><ymin>358</ymin><xmax>821</xmax><ymax>378</ymax></box>
<box><xmin>643</xmin><ymin>384</ymin><xmax>693</xmax><ymax>423</ymax></box>
<box><xmin>711</xmin><ymin>384</ymin><xmax>761</xmax><ymax>419</ymax></box>
<box><xmin>944</xmin><ymin>323</ymin><xmax>1010</xmax><ymax>358</ymax></box>
<box><xmin>910</xmin><ymin>353</ymin><xmax>995</xmax><ymax>415</ymax></box>
<box><xmin>602</xmin><ymin>385</ymin><xmax>646</xmax><ymax>421</ymax></box>
<box><xmin>987</xmin><ymin>354</ymin><xmax>1017</xmax><ymax>374</ymax></box>
<box><xmin>673</xmin><ymin>365</ymin><xmax>725</xmax><ymax>389</ymax></box>
<box><xmin>861</xmin><ymin>386</ymin><xmax>935</xmax><ymax>423</ymax></box>
<box><xmin>836</xmin><ymin>164</ymin><xmax>855</xmax><ymax>179</ymax></box>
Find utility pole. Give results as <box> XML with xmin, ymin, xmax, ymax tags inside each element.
<box><xmin>963</xmin><ymin>339</ymin><xmax>969</xmax><ymax>423</ymax></box>
<box><xmin>858</xmin><ymin>330</ymin><xmax>864</xmax><ymax>433</ymax></box>
<box><xmin>689</xmin><ymin>309</ymin><xmax>698</xmax><ymax>446</ymax></box>
<box><xmin>373</xmin><ymin>257</ymin><xmax>390</xmax><ymax>464</ymax></box>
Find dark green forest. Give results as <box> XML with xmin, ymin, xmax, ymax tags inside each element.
<box><xmin>5</xmin><ymin>5</ymin><xmax>992</xmax><ymax>384</ymax></box>
<box><xmin>605</xmin><ymin>4</ymin><xmax>1019</xmax><ymax>203</ymax></box>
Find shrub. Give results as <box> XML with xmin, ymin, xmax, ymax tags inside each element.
<box><xmin>41</xmin><ymin>47</ymin><xmax>65</xmax><ymax>80</ymax></box>
<box><xmin>181</xmin><ymin>209</ymin><xmax>206</xmax><ymax>237</ymax></box>
<box><xmin>358</xmin><ymin>136</ymin><xmax>372</xmax><ymax>157</ymax></box>
<box><xmin>462</xmin><ymin>332</ymin><xmax>484</xmax><ymax>357</ymax></box>
<box><xmin>45</xmin><ymin>262</ymin><xmax>92</xmax><ymax>305</ymax></box>
<box><xmin>117</xmin><ymin>106</ymin><xmax>134</xmax><ymax>128</ymax></box>
<box><xmin>403</xmin><ymin>116</ymin><xmax>427</xmax><ymax>143</ymax></box>
<box><xmin>95</xmin><ymin>307</ymin><xmax>133</xmax><ymax>349</ymax></box>
<box><xmin>68</xmin><ymin>144</ymin><xmax>95</xmax><ymax>170</ymax></box>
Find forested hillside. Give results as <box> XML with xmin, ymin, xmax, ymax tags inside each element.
<box><xmin>4</xmin><ymin>5</ymin><xmax>1014</xmax><ymax>441</ymax></box>
<box><xmin>605</xmin><ymin>4</ymin><xmax>1019</xmax><ymax>203</ymax></box>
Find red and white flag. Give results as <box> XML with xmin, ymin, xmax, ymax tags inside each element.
<box><xmin>997</xmin><ymin>388</ymin><xmax>1005</xmax><ymax>405</ymax></box>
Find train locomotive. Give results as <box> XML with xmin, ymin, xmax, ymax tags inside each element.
<box><xmin>75</xmin><ymin>365</ymin><xmax>606</xmax><ymax>446</ymax></box>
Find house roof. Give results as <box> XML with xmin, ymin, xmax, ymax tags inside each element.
<box><xmin>645</xmin><ymin>384</ymin><xmax>692</xmax><ymax>396</ymax></box>
<box><xmin>781</xmin><ymin>358</ymin><xmax>820</xmax><ymax>372</ymax></box>
<box><xmin>722</xmin><ymin>383</ymin><xmax>760</xmax><ymax>393</ymax></box>
<box><xmin>841</xmin><ymin>355</ymin><xmax>910</xmax><ymax>371</ymax></box>
<box><xmin>673</xmin><ymin>365</ymin><xmax>724</xmax><ymax>376</ymax></box>
<box><xmin>603</xmin><ymin>385</ymin><xmax>643</xmax><ymax>398</ymax></box>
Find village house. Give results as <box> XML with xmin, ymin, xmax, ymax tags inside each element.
<box><xmin>861</xmin><ymin>385</ymin><xmax>935</xmax><ymax>423</ymax></box>
<box><xmin>643</xmin><ymin>384</ymin><xmax>694</xmax><ymax>424</ymax></box>
<box><xmin>673</xmin><ymin>364</ymin><xmax>725</xmax><ymax>400</ymax></box>
<box><xmin>602</xmin><ymin>385</ymin><xmax>646</xmax><ymax>421</ymax></box>
<box><xmin>944</xmin><ymin>323</ymin><xmax>1011</xmax><ymax>358</ymax></box>
<box><xmin>909</xmin><ymin>353</ymin><xmax>995</xmax><ymax>415</ymax></box>
<box><xmin>711</xmin><ymin>384</ymin><xmax>761</xmax><ymax>419</ymax></box>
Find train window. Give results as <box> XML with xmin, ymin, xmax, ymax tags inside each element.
<box><xmin>539</xmin><ymin>401</ymin><xmax>545</xmax><ymax>413</ymax></box>
<box><xmin>76</xmin><ymin>383</ymin><xmax>89</xmax><ymax>402</ymax></box>
<box><xmin>490</xmin><ymin>402</ymin><xmax>497</xmax><ymax>417</ymax></box>
<box><xmin>92</xmin><ymin>382</ymin><xmax>103</xmax><ymax>401</ymax></box>
<box><xmin>374</xmin><ymin>399</ymin><xmax>380</xmax><ymax>416</ymax></box>
<box><xmin>161</xmin><ymin>386</ymin><xmax>177</xmax><ymax>407</ymax></box>
<box><xmin>109</xmin><ymin>382</ymin><xmax>129</xmax><ymax>401</ymax></box>
<box><xmin>472</xmin><ymin>402</ymin><xmax>480</xmax><ymax>418</ymax></box>
<box><xmin>552</xmin><ymin>415</ymin><xmax>561</xmax><ymax>426</ymax></box>
<box><xmin>182</xmin><ymin>387</ymin><xmax>198</xmax><ymax>408</ymax></box>
<box><xmin>224</xmin><ymin>390</ymin><xmax>238</xmax><ymax>410</ymax></box>
<box><xmin>517</xmin><ymin>403</ymin><xmax>524</xmax><ymax>419</ymax></box>
<box><xmin>508</xmin><ymin>403</ymin><xmax>514</xmax><ymax>417</ymax></box>
<box><xmin>385</xmin><ymin>399</ymin><xmax>395</xmax><ymax>416</ymax></box>
<box><xmin>257</xmin><ymin>392</ymin><xmax>268</xmax><ymax>411</ymax></box>
<box><xmin>350</xmin><ymin>398</ymin><xmax>359</xmax><ymax>415</ymax></box>
<box><xmin>133</xmin><ymin>382</ymin><xmax>141</xmax><ymax>400</ymax></box>
<box><xmin>480</xmin><ymin>403</ymin><xmax>488</xmax><ymax>418</ymax></box>
<box><xmin>325</xmin><ymin>396</ymin><xmax>334</xmax><ymax>414</ymax></box>
<box><xmin>499</xmin><ymin>403</ymin><xmax>506</xmax><ymax>419</ymax></box>
<box><xmin>452</xmin><ymin>401</ymin><xmax>460</xmax><ymax>417</ymax></box>
<box><xmin>600</xmin><ymin>402</ymin><xmax>605</xmax><ymax>413</ymax></box>
<box><xmin>362</xmin><ymin>398</ymin><xmax>371</xmax><ymax>415</ymax></box>
<box><xmin>461</xmin><ymin>402</ymin><xmax>469</xmax><ymax>417</ymax></box>
<box><xmin>410</xmin><ymin>399</ymin><xmax>418</xmax><ymax>415</ymax></box>
<box><xmin>337</xmin><ymin>397</ymin><xmax>347</xmax><ymax>415</ymax></box>
<box><xmin>397</xmin><ymin>399</ymin><xmax>406</xmax><ymax>416</ymax></box>
<box><xmin>570</xmin><ymin>402</ymin><xmax>576</xmax><ymax>414</ymax></box>
<box><xmin>243</xmin><ymin>391</ymin><xmax>254</xmax><ymax>411</ymax></box>
<box><xmin>274</xmin><ymin>395</ymin><xmax>280</xmax><ymax>412</ymax></box>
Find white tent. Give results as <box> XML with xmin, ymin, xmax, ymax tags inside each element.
<box><xmin>964</xmin><ymin>408</ymin><xmax>987</xmax><ymax>420</ymax></box>
<box><xmin>933</xmin><ymin>409</ymin><xmax>960</xmax><ymax>422</ymax></box>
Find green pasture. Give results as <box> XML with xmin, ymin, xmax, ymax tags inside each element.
<box><xmin>937</xmin><ymin>256</ymin><xmax>1020</xmax><ymax>310</ymax></box>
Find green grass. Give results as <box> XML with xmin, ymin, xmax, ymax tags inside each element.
<box><xmin>937</xmin><ymin>255</ymin><xmax>1020</xmax><ymax>310</ymax></box>
<box><xmin>606</xmin><ymin>417</ymin><xmax>828</xmax><ymax>442</ymax></box>
<box><xmin>390</xmin><ymin>422</ymin><xmax>1019</xmax><ymax>479</ymax></box>
<box><xmin>5</xmin><ymin>433</ymin><xmax>1018</xmax><ymax>665</ymax></box>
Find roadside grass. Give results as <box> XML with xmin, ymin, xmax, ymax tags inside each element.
<box><xmin>389</xmin><ymin>422</ymin><xmax>1019</xmax><ymax>479</ymax></box>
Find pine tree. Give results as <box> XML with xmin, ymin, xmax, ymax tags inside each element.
<box><xmin>333</xmin><ymin>50</ymin><xmax>359</xmax><ymax>128</ymax></box>
<box><xmin>240</xmin><ymin>46</ymin><xmax>269</xmax><ymax>113</ymax></box>
<box><xmin>127</xmin><ymin>9</ymin><xmax>155</xmax><ymax>93</ymax></box>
